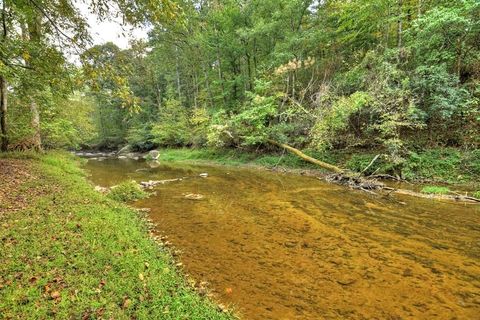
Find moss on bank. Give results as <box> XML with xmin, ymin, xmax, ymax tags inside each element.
<box><xmin>0</xmin><ymin>152</ymin><xmax>234</xmax><ymax>319</ymax></box>
<box><xmin>155</xmin><ymin>148</ymin><xmax>480</xmax><ymax>186</ymax></box>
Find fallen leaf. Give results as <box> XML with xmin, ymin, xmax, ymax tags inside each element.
<box><xmin>122</xmin><ymin>297</ymin><xmax>132</xmax><ymax>309</ymax></box>
<box><xmin>50</xmin><ymin>291</ymin><xmax>61</xmax><ymax>300</ymax></box>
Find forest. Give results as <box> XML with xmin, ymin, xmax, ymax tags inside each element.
<box><xmin>1</xmin><ymin>0</ymin><xmax>479</xmax><ymax>178</ymax></box>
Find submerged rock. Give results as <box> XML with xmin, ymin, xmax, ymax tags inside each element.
<box><xmin>147</xmin><ymin>160</ymin><xmax>161</xmax><ymax>168</ymax></box>
<box><xmin>94</xmin><ymin>186</ymin><xmax>109</xmax><ymax>194</ymax></box>
<box><xmin>149</xmin><ymin>150</ymin><xmax>160</xmax><ymax>160</ymax></box>
<box><xmin>140</xmin><ymin>179</ymin><xmax>182</xmax><ymax>188</ymax></box>
<box><xmin>284</xmin><ymin>241</ymin><xmax>298</xmax><ymax>248</ymax></box>
<box><xmin>183</xmin><ymin>193</ymin><xmax>205</xmax><ymax>200</ymax></box>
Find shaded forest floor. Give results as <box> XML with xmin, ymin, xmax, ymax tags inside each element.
<box><xmin>0</xmin><ymin>152</ymin><xmax>234</xmax><ymax>319</ymax></box>
<box><xmin>0</xmin><ymin>159</ymin><xmax>36</xmax><ymax>215</ymax></box>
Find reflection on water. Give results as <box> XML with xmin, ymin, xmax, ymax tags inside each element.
<box><xmin>84</xmin><ymin>158</ymin><xmax>480</xmax><ymax>320</ymax></box>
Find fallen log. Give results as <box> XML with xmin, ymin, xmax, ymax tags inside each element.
<box><xmin>268</xmin><ymin>140</ymin><xmax>344</xmax><ymax>173</ymax></box>
<box><xmin>386</xmin><ymin>188</ymin><xmax>480</xmax><ymax>203</ymax></box>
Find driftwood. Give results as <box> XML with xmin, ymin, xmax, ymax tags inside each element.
<box><xmin>267</xmin><ymin>140</ymin><xmax>479</xmax><ymax>204</ymax></box>
<box><xmin>383</xmin><ymin>187</ymin><xmax>480</xmax><ymax>203</ymax></box>
<box><xmin>268</xmin><ymin>140</ymin><xmax>344</xmax><ymax>173</ymax></box>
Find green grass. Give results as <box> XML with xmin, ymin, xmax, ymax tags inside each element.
<box><xmin>473</xmin><ymin>191</ymin><xmax>480</xmax><ymax>199</ymax></box>
<box><xmin>0</xmin><ymin>152</ymin><xmax>234</xmax><ymax>319</ymax></box>
<box><xmin>107</xmin><ymin>180</ymin><xmax>148</xmax><ymax>202</ymax></box>
<box><xmin>156</xmin><ymin>147</ymin><xmax>480</xmax><ymax>185</ymax></box>
<box><xmin>156</xmin><ymin>148</ymin><xmax>340</xmax><ymax>171</ymax></box>
<box><xmin>421</xmin><ymin>186</ymin><xmax>451</xmax><ymax>195</ymax></box>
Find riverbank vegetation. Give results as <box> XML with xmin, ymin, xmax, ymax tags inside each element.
<box><xmin>153</xmin><ymin>148</ymin><xmax>480</xmax><ymax>186</ymax></box>
<box><xmin>1</xmin><ymin>0</ymin><xmax>479</xmax><ymax>184</ymax></box>
<box><xmin>0</xmin><ymin>152</ymin><xmax>234</xmax><ymax>319</ymax></box>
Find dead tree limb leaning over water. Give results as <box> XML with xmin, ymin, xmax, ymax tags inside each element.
<box><xmin>267</xmin><ymin>140</ymin><xmax>344</xmax><ymax>173</ymax></box>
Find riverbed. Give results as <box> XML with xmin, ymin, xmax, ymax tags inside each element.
<box><xmin>84</xmin><ymin>158</ymin><xmax>480</xmax><ymax>320</ymax></box>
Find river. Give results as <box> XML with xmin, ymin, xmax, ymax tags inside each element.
<box><xmin>84</xmin><ymin>158</ymin><xmax>480</xmax><ymax>320</ymax></box>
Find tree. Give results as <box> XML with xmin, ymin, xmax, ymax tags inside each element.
<box><xmin>0</xmin><ymin>0</ymin><xmax>178</xmax><ymax>151</ymax></box>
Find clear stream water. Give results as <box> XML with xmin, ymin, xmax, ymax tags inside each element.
<box><xmin>84</xmin><ymin>158</ymin><xmax>480</xmax><ymax>320</ymax></box>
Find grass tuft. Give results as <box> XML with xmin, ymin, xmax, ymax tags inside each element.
<box><xmin>421</xmin><ymin>186</ymin><xmax>450</xmax><ymax>195</ymax></box>
<box><xmin>107</xmin><ymin>180</ymin><xmax>148</xmax><ymax>202</ymax></box>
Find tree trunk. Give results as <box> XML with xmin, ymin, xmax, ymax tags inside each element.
<box><xmin>30</xmin><ymin>100</ymin><xmax>42</xmax><ymax>151</ymax></box>
<box><xmin>268</xmin><ymin>140</ymin><xmax>344</xmax><ymax>173</ymax></box>
<box><xmin>1</xmin><ymin>0</ymin><xmax>8</xmax><ymax>151</ymax></box>
<box><xmin>397</xmin><ymin>0</ymin><xmax>403</xmax><ymax>50</ymax></box>
<box><xmin>27</xmin><ymin>11</ymin><xmax>43</xmax><ymax>150</ymax></box>
<box><xmin>0</xmin><ymin>76</ymin><xmax>7</xmax><ymax>151</ymax></box>
<box><xmin>214</xmin><ymin>25</ymin><xmax>227</xmax><ymax>105</ymax></box>
<box><xmin>175</xmin><ymin>45</ymin><xmax>182</xmax><ymax>99</ymax></box>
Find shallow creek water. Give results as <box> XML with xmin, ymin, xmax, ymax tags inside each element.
<box><xmin>84</xmin><ymin>158</ymin><xmax>480</xmax><ymax>320</ymax></box>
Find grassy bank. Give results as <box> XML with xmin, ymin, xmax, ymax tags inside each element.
<box><xmin>155</xmin><ymin>148</ymin><xmax>480</xmax><ymax>186</ymax></box>
<box><xmin>0</xmin><ymin>152</ymin><xmax>234</xmax><ymax>319</ymax></box>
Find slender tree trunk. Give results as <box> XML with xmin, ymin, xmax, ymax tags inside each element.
<box><xmin>30</xmin><ymin>100</ymin><xmax>42</xmax><ymax>151</ymax></box>
<box><xmin>397</xmin><ymin>0</ymin><xmax>403</xmax><ymax>49</ymax></box>
<box><xmin>155</xmin><ymin>81</ymin><xmax>162</xmax><ymax>109</ymax></box>
<box><xmin>1</xmin><ymin>0</ymin><xmax>8</xmax><ymax>151</ymax></box>
<box><xmin>202</xmin><ymin>64</ymin><xmax>213</xmax><ymax>108</ymax></box>
<box><xmin>193</xmin><ymin>70</ymin><xmax>199</xmax><ymax>109</ymax></box>
<box><xmin>253</xmin><ymin>38</ymin><xmax>258</xmax><ymax>75</ymax></box>
<box><xmin>27</xmin><ymin>12</ymin><xmax>43</xmax><ymax>150</ymax></box>
<box><xmin>214</xmin><ymin>25</ymin><xmax>227</xmax><ymax>105</ymax></box>
<box><xmin>0</xmin><ymin>76</ymin><xmax>7</xmax><ymax>151</ymax></box>
<box><xmin>175</xmin><ymin>46</ymin><xmax>182</xmax><ymax>99</ymax></box>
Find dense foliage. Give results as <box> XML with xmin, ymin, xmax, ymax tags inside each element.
<box><xmin>1</xmin><ymin>0</ymin><xmax>479</xmax><ymax>177</ymax></box>
<box><xmin>84</xmin><ymin>1</ymin><xmax>479</xmax><ymax>154</ymax></box>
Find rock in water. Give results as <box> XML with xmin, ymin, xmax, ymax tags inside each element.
<box><xmin>94</xmin><ymin>186</ymin><xmax>109</xmax><ymax>194</ymax></box>
<box><xmin>147</xmin><ymin>161</ymin><xmax>160</xmax><ymax>168</ymax></box>
<box><xmin>183</xmin><ymin>193</ymin><xmax>205</xmax><ymax>200</ymax></box>
<box><xmin>199</xmin><ymin>173</ymin><xmax>208</xmax><ymax>178</ymax></box>
<box><xmin>149</xmin><ymin>150</ymin><xmax>160</xmax><ymax>160</ymax></box>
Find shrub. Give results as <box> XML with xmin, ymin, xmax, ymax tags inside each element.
<box><xmin>403</xmin><ymin>149</ymin><xmax>462</xmax><ymax>181</ymax></box>
<box><xmin>421</xmin><ymin>186</ymin><xmax>450</xmax><ymax>195</ymax></box>
<box><xmin>474</xmin><ymin>191</ymin><xmax>480</xmax><ymax>199</ymax></box>
<box><xmin>107</xmin><ymin>180</ymin><xmax>148</xmax><ymax>202</ymax></box>
<box><xmin>465</xmin><ymin>149</ymin><xmax>480</xmax><ymax>176</ymax></box>
<box><xmin>311</xmin><ymin>91</ymin><xmax>372</xmax><ymax>150</ymax></box>
<box><xmin>151</xmin><ymin>98</ymin><xmax>191</xmax><ymax>147</ymax></box>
